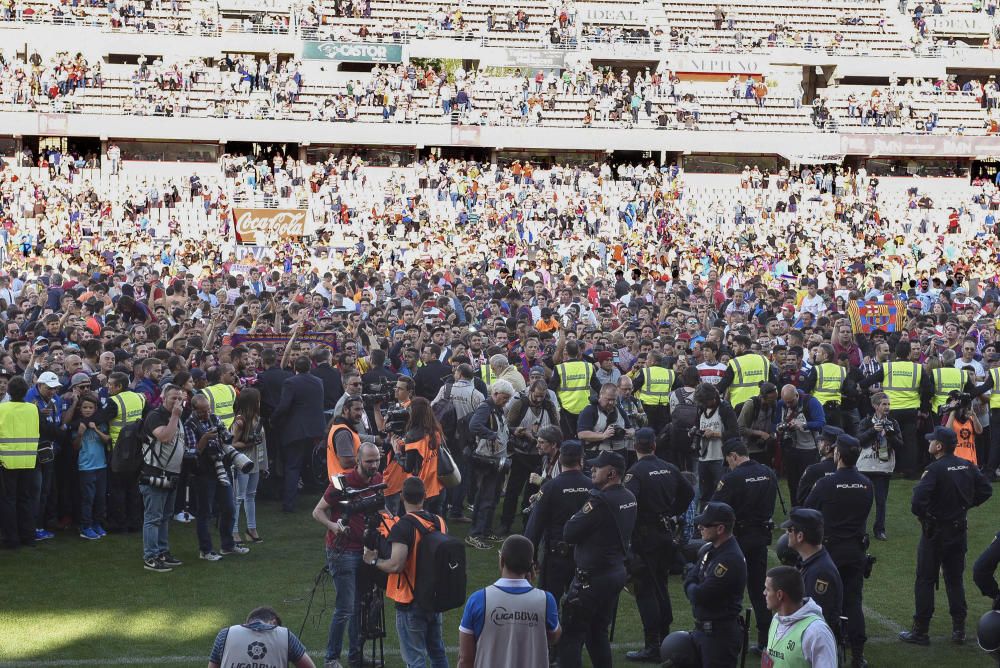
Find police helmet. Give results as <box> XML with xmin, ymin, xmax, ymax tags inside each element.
<box><xmin>979</xmin><ymin>610</ymin><xmax>1000</xmax><ymax>653</ymax></box>
<box><xmin>775</xmin><ymin>533</ymin><xmax>798</xmax><ymax>566</ymax></box>
<box><xmin>660</xmin><ymin>630</ymin><xmax>700</xmax><ymax>667</ymax></box>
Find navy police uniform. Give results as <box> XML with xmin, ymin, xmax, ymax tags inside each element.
<box><xmin>903</xmin><ymin>426</ymin><xmax>992</xmax><ymax>641</ymax></box>
<box><xmin>683</xmin><ymin>502</ymin><xmax>747</xmax><ymax>668</ymax></box>
<box><xmin>803</xmin><ymin>434</ymin><xmax>874</xmax><ymax>662</ymax></box>
<box><xmin>711</xmin><ymin>440</ymin><xmax>778</xmax><ymax>648</ymax></box>
<box><xmin>524</xmin><ymin>440</ymin><xmax>594</xmax><ymax>605</ymax></box>
<box><xmin>974</xmin><ymin>531</ymin><xmax>1000</xmax><ymax>609</ymax></box>
<box><xmin>796</xmin><ymin>426</ymin><xmax>844</xmax><ymax>506</ymax></box>
<box><xmin>624</xmin><ymin>428</ymin><xmax>696</xmax><ymax>660</ymax></box>
<box><xmin>559</xmin><ymin>450</ymin><xmax>637</xmax><ymax>668</ymax></box>
<box><xmin>783</xmin><ymin>508</ymin><xmax>844</xmax><ymax>637</ymax></box>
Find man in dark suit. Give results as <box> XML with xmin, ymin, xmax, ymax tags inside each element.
<box><xmin>271</xmin><ymin>355</ymin><xmax>326</xmax><ymax>512</ymax></box>
<box><xmin>310</xmin><ymin>347</ymin><xmax>343</xmax><ymax>416</ymax></box>
<box><xmin>415</xmin><ymin>342</ymin><xmax>452</xmax><ymax>401</ymax></box>
<box><xmin>253</xmin><ymin>348</ymin><xmax>292</xmax><ymax>500</ymax></box>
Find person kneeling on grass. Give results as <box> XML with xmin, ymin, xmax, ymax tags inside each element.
<box><xmin>208</xmin><ymin>606</ymin><xmax>316</xmax><ymax>668</ymax></box>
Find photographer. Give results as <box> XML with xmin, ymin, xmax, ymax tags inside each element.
<box><xmin>383</xmin><ymin>376</ymin><xmax>414</xmax><ymax>515</ymax></box>
<box><xmin>577</xmin><ymin>383</ymin><xmax>635</xmax><ymax>458</ymax></box>
<box><xmin>396</xmin><ymin>397</ymin><xmax>444</xmax><ymax>515</ymax></box>
<box><xmin>139</xmin><ymin>384</ymin><xmax>186</xmax><ymax>573</ymax></box>
<box><xmin>184</xmin><ymin>394</ymin><xmax>249</xmax><ymax>562</ymax></box>
<box><xmin>498</xmin><ymin>379</ymin><xmax>559</xmax><ymax>536</ymax></box>
<box><xmin>311</xmin><ymin>442</ymin><xmax>384</xmax><ymax>668</ymax></box>
<box><xmin>466</xmin><ymin>380</ymin><xmax>515</xmax><ymax>550</ymax></box>
<box><xmin>208</xmin><ymin>606</ymin><xmax>315</xmax><ymax>668</ymax></box>
<box><xmin>328</xmin><ymin>398</ymin><xmax>365</xmax><ymax>480</ymax></box>
<box><xmin>945</xmin><ymin>391</ymin><xmax>982</xmax><ymax>466</ymax></box>
<box><xmin>776</xmin><ymin>384</ymin><xmax>826</xmax><ymax>503</ymax></box>
<box><xmin>335</xmin><ymin>372</ymin><xmax>386</xmax><ymax>447</ymax></box>
<box><xmin>857</xmin><ymin>393</ymin><xmax>901</xmax><ymax>541</ymax></box>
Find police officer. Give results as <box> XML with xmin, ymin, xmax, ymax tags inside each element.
<box><xmin>624</xmin><ymin>427</ymin><xmax>695</xmax><ymax>662</ymax></box>
<box><xmin>559</xmin><ymin>450</ymin><xmax>637</xmax><ymax>668</ymax></box>
<box><xmin>802</xmin><ymin>343</ymin><xmax>848</xmax><ymax>429</ymax></box>
<box><xmin>633</xmin><ymin>351</ymin><xmax>676</xmax><ymax>437</ymax></box>
<box><xmin>782</xmin><ymin>507</ymin><xmax>844</xmax><ymax>639</ymax></box>
<box><xmin>796</xmin><ymin>426</ymin><xmax>843</xmax><ymax>506</ymax></box>
<box><xmin>803</xmin><ymin>434</ymin><xmax>874</xmax><ymax>668</ymax></box>
<box><xmin>711</xmin><ymin>438</ymin><xmax>778</xmax><ymax>653</ymax></box>
<box><xmin>524</xmin><ymin>440</ymin><xmax>594</xmax><ymax>606</ymax></box>
<box><xmin>974</xmin><ymin>531</ymin><xmax>1000</xmax><ymax>612</ymax></box>
<box><xmin>683</xmin><ymin>501</ymin><xmax>747</xmax><ymax>667</ymax></box>
<box><xmin>716</xmin><ymin>335</ymin><xmax>779</xmax><ymax>412</ymax></box>
<box><xmin>899</xmin><ymin>425</ymin><xmax>993</xmax><ymax>646</ymax></box>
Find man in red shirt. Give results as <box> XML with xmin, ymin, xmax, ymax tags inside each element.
<box><xmin>311</xmin><ymin>442</ymin><xmax>384</xmax><ymax>668</ymax></box>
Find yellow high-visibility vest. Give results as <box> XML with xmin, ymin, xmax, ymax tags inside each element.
<box><xmin>109</xmin><ymin>391</ymin><xmax>146</xmax><ymax>446</ymax></box>
<box><xmin>931</xmin><ymin>368</ymin><xmax>968</xmax><ymax>413</ymax></box>
<box><xmin>557</xmin><ymin>360</ymin><xmax>594</xmax><ymax>414</ymax></box>
<box><xmin>480</xmin><ymin>365</ymin><xmax>494</xmax><ymax>387</ymax></box>
<box><xmin>813</xmin><ymin>363</ymin><xmax>846</xmax><ymax>406</ymax></box>
<box><xmin>728</xmin><ymin>353</ymin><xmax>769</xmax><ymax>406</ymax></box>
<box><xmin>202</xmin><ymin>384</ymin><xmax>237</xmax><ymax>429</ymax></box>
<box><xmin>883</xmin><ymin>361</ymin><xmax>921</xmax><ymax>410</ymax></box>
<box><xmin>990</xmin><ymin>368</ymin><xmax>1000</xmax><ymax>409</ymax></box>
<box><xmin>0</xmin><ymin>401</ymin><xmax>40</xmax><ymax>469</ymax></box>
<box><xmin>637</xmin><ymin>366</ymin><xmax>675</xmax><ymax>406</ymax></box>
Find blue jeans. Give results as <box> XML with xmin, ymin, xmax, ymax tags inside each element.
<box><xmin>79</xmin><ymin>468</ymin><xmax>107</xmax><ymax>529</ymax></box>
<box><xmin>325</xmin><ymin>548</ymin><xmax>363</xmax><ymax>662</ymax></box>
<box><xmin>194</xmin><ymin>473</ymin><xmax>236</xmax><ymax>553</ymax></box>
<box><xmin>395</xmin><ymin>603</ymin><xmax>448</xmax><ymax>668</ymax></box>
<box><xmin>232</xmin><ymin>470</ymin><xmax>260</xmax><ymax>533</ymax></box>
<box><xmin>139</xmin><ymin>483</ymin><xmax>176</xmax><ymax>560</ymax></box>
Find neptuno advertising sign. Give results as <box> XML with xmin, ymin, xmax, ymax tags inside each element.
<box><xmin>302</xmin><ymin>41</ymin><xmax>404</xmax><ymax>63</ymax></box>
<box><xmin>233</xmin><ymin>208</ymin><xmax>308</xmax><ymax>245</ymax></box>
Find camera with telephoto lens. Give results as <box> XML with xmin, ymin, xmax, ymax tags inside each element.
<box><xmin>206</xmin><ymin>442</ymin><xmax>255</xmax><ymax>487</ymax></box>
<box><xmin>383</xmin><ymin>406</ymin><xmax>409</xmax><ymax>437</ymax></box>
<box><xmin>942</xmin><ymin>391</ymin><xmax>973</xmax><ymax>414</ymax></box>
<box><xmin>141</xmin><ymin>466</ymin><xmax>178</xmax><ymax>490</ymax></box>
<box><xmin>872</xmin><ymin>416</ymin><xmax>895</xmax><ymax>433</ymax></box>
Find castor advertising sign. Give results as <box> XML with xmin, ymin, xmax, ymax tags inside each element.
<box><xmin>233</xmin><ymin>208</ymin><xmax>308</xmax><ymax>245</ymax></box>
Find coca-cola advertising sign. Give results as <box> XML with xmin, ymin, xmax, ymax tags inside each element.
<box><xmin>233</xmin><ymin>208</ymin><xmax>308</xmax><ymax>245</ymax></box>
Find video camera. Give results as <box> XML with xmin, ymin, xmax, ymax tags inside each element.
<box><xmin>382</xmin><ymin>405</ymin><xmax>409</xmax><ymax>438</ymax></box>
<box><xmin>330</xmin><ymin>474</ymin><xmax>388</xmax><ymax>521</ymax></box>
<box><xmin>942</xmin><ymin>391</ymin><xmax>973</xmax><ymax>414</ymax></box>
<box><xmin>362</xmin><ymin>380</ymin><xmax>395</xmax><ymax>408</ymax></box>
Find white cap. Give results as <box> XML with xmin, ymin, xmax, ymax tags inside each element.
<box><xmin>37</xmin><ymin>371</ymin><xmax>61</xmax><ymax>389</ymax></box>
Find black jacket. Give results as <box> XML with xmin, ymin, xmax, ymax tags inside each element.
<box><xmin>415</xmin><ymin>360</ymin><xmax>453</xmax><ymax>401</ymax></box>
<box><xmin>257</xmin><ymin>365</ymin><xmax>292</xmax><ymax>419</ymax></box>
<box><xmin>311</xmin><ymin>363</ymin><xmax>344</xmax><ymax>411</ymax></box>
<box><xmin>271</xmin><ymin>372</ymin><xmax>326</xmax><ymax>446</ymax></box>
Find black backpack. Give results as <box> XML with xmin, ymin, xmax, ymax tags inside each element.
<box><xmin>110</xmin><ymin>418</ymin><xmax>147</xmax><ymax>476</ymax></box>
<box><xmin>669</xmin><ymin>388</ymin><xmax>700</xmax><ymax>454</ymax></box>
<box><xmin>411</xmin><ymin>514</ymin><xmax>467</xmax><ymax>613</ymax></box>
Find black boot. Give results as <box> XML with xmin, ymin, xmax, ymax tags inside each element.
<box><xmin>899</xmin><ymin>621</ymin><xmax>930</xmax><ymax>646</ymax></box>
<box><xmin>953</xmin><ymin>618</ymin><xmax>966</xmax><ymax>644</ymax></box>
<box><xmin>626</xmin><ymin>631</ymin><xmax>662</xmax><ymax>663</ymax></box>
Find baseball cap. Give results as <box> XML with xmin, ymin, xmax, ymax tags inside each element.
<box><xmin>721</xmin><ymin>437</ymin><xmax>748</xmax><ymax>457</ymax></box>
<box><xmin>836</xmin><ymin>434</ymin><xmax>861</xmax><ymax>449</ymax></box>
<box><xmin>634</xmin><ymin>427</ymin><xmax>656</xmax><ymax>444</ymax></box>
<box><xmin>586</xmin><ymin>450</ymin><xmax>626</xmax><ymax>470</ymax></box>
<box><xmin>70</xmin><ymin>373</ymin><xmax>91</xmax><ymax>387</ymax></box>
<box><xmin>780</xmin><ymin>507</ymin><xmax>824</xmax><ymax>532</ymax></box>
<box><xmin>693</xmin><ymin>501</ymin><xmax>736</xmax><ymax>527</ymax></box>
<box><xmin>925</xmin><ymin>425</ymin><xmax>957</xmax><ymax>447</ymax></box>
<box><xmin>559</xmin><ymin>440</ymin><xmax>583</xmax><ymax>458</ymax></box>
<box><xmin>36</xmin><ymin>371</ymin><xmax>61</xmax><ymax>388</ymax></box>
<box><xmin>820</xmin><ymin>425</ymin><xmax>845</xmax><ymax>442</ymax></box>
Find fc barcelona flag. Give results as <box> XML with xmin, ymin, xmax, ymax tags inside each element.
<box><xmin>847</xmin><ymin>299</ymin><xmax>907</xmax><ymax>334</ymax></box>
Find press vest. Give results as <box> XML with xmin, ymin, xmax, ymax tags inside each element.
<box><xmin>764</xmin><ymin>613</ymin><xmax>823</xmax><ymax>668</ymax></box>
<box><xmin>883</xmin><ymin>362</ymin><xmax>921</xmax><ymax>410</ymax></box>
<box><xmin>728</xmin><ymin>354</ymin><xmax>769</xmax><ymax>407</ymax></box>
<box><xmin>386</xmin><ymin>512</ymin><xmax>446</xmax><ymax>605</ymax></box>
<box><xmin>556</xmin><ymin>360</ymin><xmax>593</xmax><ymax>414</ymax></box>
<box><xmin>813</xmin><ymin>363</ymin><xmax>846</xmax><ymax>406</ymax></box>
<box><xmin>953</xmin><ymin>416</ymin><xmax>978</xmax><ymax>466</ymax></box>
<box><xmin>474</xmin><ymin>585</ymin><xmax>549</xmax><ymax>668</ymax></box>
<box><xmin>218</xmin><ymin>624</ymin><xmax>289</xmax><ymax>668</ymax></box>
<box><xmin>932</xmin><ymin>368</ymin><xmax>968</xmax><ymax>412</ymax></box>
<box><xmin>327</xmin><ymin>423</ymin><xmax>361</xmax><ymax>481</ymax></box>
<box><xmin>203</xmin><ymin>383</ymin><xmax>237</xmax><ymax>429</ymax></box>
<box><xmin>636</xmin><ymin>366</ymin><xmax>675</xmax><ymax>406</ymax></box>
<box><xmin>0</xmin><ymin>402</ymin><xmax>40</xmax><ymax>469</ymax></box>
<box><xmin>110</xmin><ymin>391</ymin><xmax>146</xmax><ymax>446</ymax></box>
